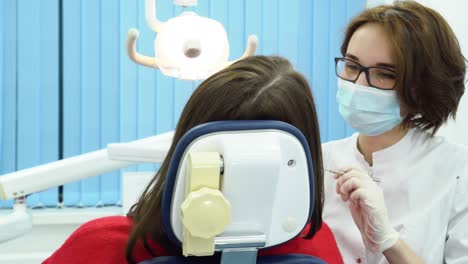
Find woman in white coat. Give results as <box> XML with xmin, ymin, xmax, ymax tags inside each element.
<box><xmin>322</xmin><ymin>1</ymin><xmax>467</xmax><ymax>263</ymax></box>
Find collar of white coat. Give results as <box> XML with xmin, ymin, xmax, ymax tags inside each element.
<box><xmin>352</xmin><ymin>128</ymin><xmax>419</xmax><ymax>166</ymax></box>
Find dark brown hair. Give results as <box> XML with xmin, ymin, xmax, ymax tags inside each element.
<box><xmin>341</xmin><ymin>1</ymin><xmax>466</xmax><ymax>134</ymax></box>
<box><xmin>125</xmin><ymin>55</ymin><xmax>323</xmax><ymax>263</ymax></box>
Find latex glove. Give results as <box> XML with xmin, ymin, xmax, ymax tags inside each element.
<box><xmin>335</xmin><ymin>168</ymin><xmax>399</xmax><ymax>252</ymax></box>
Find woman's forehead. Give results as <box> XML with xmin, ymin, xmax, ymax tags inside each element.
<box><xmin>347</xmin><ymin>23</ymin><xmax>396</xmax><ymax>67</ymax></box>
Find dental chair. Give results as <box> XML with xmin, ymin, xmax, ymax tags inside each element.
<box><xmin>139</xmin><ymin>121</ymin><xmax>327</xmax><ymax>264</ymax></box>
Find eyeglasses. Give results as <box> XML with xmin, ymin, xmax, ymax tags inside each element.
<box><xmin>334</xmin><ymin>57</ymin><xmax>397</xmax><ymax>90</ymax></box>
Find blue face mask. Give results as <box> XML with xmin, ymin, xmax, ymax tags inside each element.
<box><xmin>336</xmin><ymin>79</ymin><xmax>403</xmax><ymax>136</ymax></box>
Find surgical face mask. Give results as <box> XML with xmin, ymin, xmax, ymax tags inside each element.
<box><xmin>336</xmin><ymin>79</ymin><xmax>403</xmax><ymax>136</ymax></box>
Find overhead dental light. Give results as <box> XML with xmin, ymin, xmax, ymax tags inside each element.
<box><xmin>126</xmin><ymin>0</ymin><xmax>258</xmax><ymax>80</ymax></box>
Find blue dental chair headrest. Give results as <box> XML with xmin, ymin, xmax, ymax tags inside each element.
<box><xmin>141</xmin><ymin>121</ymin><xmax>326</xmax><ymax>264</ymax></box>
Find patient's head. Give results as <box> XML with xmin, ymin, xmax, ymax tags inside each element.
<box><xmin>126</xmin><ymin>55</ymin><xmax>323</xmax><ymax>262</ymax></box>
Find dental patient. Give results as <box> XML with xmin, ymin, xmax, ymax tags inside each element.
<box><xmin>43</xmin><ymin>55</ymin><xmax>344</xmax><ymax>264</ymax></box>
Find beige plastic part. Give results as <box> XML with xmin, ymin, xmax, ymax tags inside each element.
<box><xmin>0</xmin><ymin>183</ymin><xmax>5</xmax><ymax>200</ymax></box>
<box><xmin>126</xmin><ymin>28</ymin><xmax>159</xmax><ymax>69</ymax></box>
<box><xmin>224</xmin><ymin>35</ymin><xmax>258</xmax><ymax>68</ymax></box>
<box><xmin>181</xmin><ymin>187</ymin><xmax>231</xmax><ymax>238</ymax></box>
<box><xmin>181</xmin><ymin>152</ymin><xmax>231</xmax><ymax>256</ymax></box>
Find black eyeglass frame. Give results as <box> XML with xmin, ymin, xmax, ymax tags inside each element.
<box><xmin>334</xmin><ymin>57</ymin><xmax>397</xmax><ymax>90</ymax></box>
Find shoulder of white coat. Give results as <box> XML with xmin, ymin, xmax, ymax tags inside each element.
<box><xmin>447</xmin><ymin>142</ymin><xmax>468</xmax><ymax>211</ymax></box>
<box><xmin>433</xmin><ymin>134</ymin><xmax>468</xmax><ymax>163</ymax></box>
<box><xmin>454</xmin><ymin>144</ymin><xmax>468</xmax><ymax>175</ymax></box>
<box><xmin>427</xmin><ymin>132</ymin><xmax>468</xmax><ymax>177</ymax></box>
<box><xmin>412</xmin><ymin>129</ymin><xmax>466</xmax><ymax>158</ymax></box>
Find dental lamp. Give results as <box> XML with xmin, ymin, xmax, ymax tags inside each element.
<box><xmin>1</xmin><ymin>0</ymin><xmax>261</xmax><ymax>200</ymax></box>
<box><xmin>127</xmin><ymin>0</ymin><xmax>258</xmax><ymax>80</ymax></box>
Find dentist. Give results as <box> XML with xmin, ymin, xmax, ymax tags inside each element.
<box><xmin>322</xmin><ymin>1</ymin><xmax>468</xmax><ymax>264</ymax></box>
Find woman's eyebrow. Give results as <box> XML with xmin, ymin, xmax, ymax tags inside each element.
<box><xmin>346</xmin><ymin>53</ymin><xmax>396</xmax><ymax>69</ymax></box>
<box><xmin>376</xmin><ymin>62</ymin><xmax>396</xmax><ymax>70</ymax></box>
<box><xmin>345</xmin><ymin>53</ymin><xmax>360</xmax><ymax>61</ymax></box>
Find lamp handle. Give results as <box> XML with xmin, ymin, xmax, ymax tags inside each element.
<box><xmin>226</xmin><ymin>35</ymin><xmax>258</xmax><ymax>67</ymax></box>
<box><xmin>126</xmin><ymin>28</ymin><xmax>159</xmax><ymax>69</ymax></box>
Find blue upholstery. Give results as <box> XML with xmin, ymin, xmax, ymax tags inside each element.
<box><xmin>140</xmin><ymin>254</ymin><xmax>326</xmax><ymax>264</ymax></box>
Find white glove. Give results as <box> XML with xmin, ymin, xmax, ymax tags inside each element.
<box><xmin>334</xmin><ymin>168</ymin><xmax>399</xmax><ymax>252</ymax></box>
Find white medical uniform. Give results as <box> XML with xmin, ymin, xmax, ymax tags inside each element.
<box><xmin>322</xmin><ymin>128</ymin><xmax>468</xmax><ymax>264</ymax></box>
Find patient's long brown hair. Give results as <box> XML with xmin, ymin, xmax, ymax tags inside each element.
<box><xmin>126</xmin><ymin>55</ymin><xmax>323</xmax><ymax>263</ymax></box>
